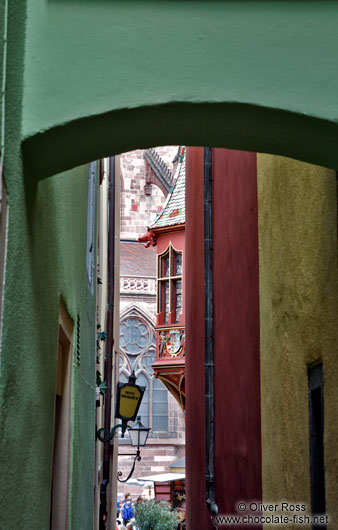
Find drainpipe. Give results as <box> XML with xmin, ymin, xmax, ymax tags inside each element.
<box><xmin>0</xmin><ymin>0</ymin><xmax>9</xmax><ymax>175</ymax></box>
<box><xmin>99</xmin><ymin>156</ymin><xmax>115</xmax><ymax>530</ymax></box>
<box><xmin>204</xmin><ymin>147</ymin><xmax>218</xmax><ymax>525</ymax></box>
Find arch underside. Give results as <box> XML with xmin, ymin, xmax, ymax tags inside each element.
<box><xmin>17</xmin><ymin>1</ymin><xmax>338</xmax><ymax>178</ymax></box>
<box><xmin>22</xmin><ymin>102</ymin><xmax>338</xmax><ymax>180</ymax></box>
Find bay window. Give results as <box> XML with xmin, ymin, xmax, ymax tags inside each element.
<box><xmin>158</xmin><ymin>244</ymin><xmax>183</xmax><ymax>324</ymax></box>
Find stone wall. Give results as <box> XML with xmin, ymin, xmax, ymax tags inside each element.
<box><xmin>117</xmin><ymin>441</ymin><xmax>185</xmax><ymax>503</ymax></box>
<box><xmin>120</xmin><ymin>147</ymin><xmax>178</xmax><ymax>240</ymax></box>
<box><xmin>168</xmin><ymin>393</ymin><xmax>185</xmax><ymax>440</ymax></box>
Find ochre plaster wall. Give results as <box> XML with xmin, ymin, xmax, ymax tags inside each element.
<box><xmin>258</xmin><ymin>155</ymin><xmax>338</xmax><ymax>527</ymax></box>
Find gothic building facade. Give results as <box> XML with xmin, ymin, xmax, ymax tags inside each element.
<box><xmin>117</xmin><ymin>148</ymin><xmax>185</xmax><ymax>501</ymax></box>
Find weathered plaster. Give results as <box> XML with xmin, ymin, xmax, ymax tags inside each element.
<box><xmin>258</xmin><ymin>155</ymin><xmax>338</xmax><ymax>527</ymax></box>
<box><xmin>0</xmin><ymin>165</ymin><xmax>96</xmax><ymax>530</ymax></box>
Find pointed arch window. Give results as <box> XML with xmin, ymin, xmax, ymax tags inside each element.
<box><xmin>119</xmin><ymin>310</ymin><xmax>168</xmax><ymax>434</ymax></box>
<box><xmin>158</xmin><ymin>244</ymin><xmax>183</xmax><ymax>324</ymax></box>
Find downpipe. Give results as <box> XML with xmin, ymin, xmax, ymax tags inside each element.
<box><xmin>99</xmin><ymin>156</ymin><xmax>115</xmax><ymax>530</ymax></box>
<box><xmin>204</xmin><ymin>147</ymin><xmax>218</xmax><ymax>526</ymax></box>
<box><xmin>0</xmin><ymin>0</ymin><xmax>9</xmax><ymax>173</ymax></box>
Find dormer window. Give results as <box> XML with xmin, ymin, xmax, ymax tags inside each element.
<box><xmin>158</xmin><ymin>244</ymin><xmax>183</xmax><ymax>324</ymax></box>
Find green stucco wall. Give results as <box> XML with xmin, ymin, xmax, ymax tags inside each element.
<box><xmin>258</xmin><ymin>155</ymin><xmax>338</xmax><ymax>527</ymax></box>
<box><xmin>1</xmin><ymin>8</ymin><xmax>97</xmax><ymax>526</ymax></box>
<box><xmin>0</xmin><ymin>163</ymin><xmax>96</xmax><ymax>530</ymax></box>
<box><xmin>7</xmin><ymin>0</ymin><xmax>338</xmax><ymax>177</ymax></box>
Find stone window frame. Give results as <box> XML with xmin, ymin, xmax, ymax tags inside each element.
<box><xmin>119</xmin><ymin>307</ymin><xmax>168</xmax><ymax>435</ymax></box>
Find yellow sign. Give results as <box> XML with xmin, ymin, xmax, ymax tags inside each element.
<box><xmin>118</xmin><ymin>384</ymin><xmax>142</xmax><ymax>418</ymax></box>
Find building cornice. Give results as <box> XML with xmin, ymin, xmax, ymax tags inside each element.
<box><xmin>144</xmin><ymin>148</ymin><xmax>174</xmax><ymax>194</ymax></box>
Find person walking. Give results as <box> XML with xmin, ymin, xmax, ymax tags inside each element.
<box><xmin>121</xmin><ymin>495</ymin><xmax>134</xmax><ymax>526</ymax></box>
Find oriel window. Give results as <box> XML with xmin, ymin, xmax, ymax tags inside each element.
<box><xmin>158</xmin><ymin>244</ymin><xmax>183</xmax><ymax>324</ymax></box>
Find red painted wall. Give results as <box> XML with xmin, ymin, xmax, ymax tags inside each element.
<box><xmin>185</xmin><ymin>147</ymin><xmax>210</xmax><ymax>529</ymax></box>
<box><xmin>186</xmin><ymin>147</ymin><xmax>262</xmax><ymax>529</ymax></box>
<box><xmin>212</xmin><ymin>148</ymin><xmax>262</xmax><ymax>515</ymax></box>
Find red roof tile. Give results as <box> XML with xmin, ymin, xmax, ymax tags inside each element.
<box><xmin>149</xmin><ymin>148</ymin><xmax>185</xmax><ymax>230</ymax></box>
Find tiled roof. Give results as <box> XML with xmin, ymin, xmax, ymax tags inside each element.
<box><xmin>149</xmin><ymin>148</ymin><xmax>185</xmax><ymax>230</ymax></box>
<box><xmin>120</xmin><ymin>241</ymin><xmax>157</xmax><ymax>276</ymax></box>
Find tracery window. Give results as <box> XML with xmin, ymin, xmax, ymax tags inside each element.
<box><xmin>158</xmin><ymin>244</ymin><xmax>183</xmax><ymax>324</ymax></box>
<box><xmin>120</xmin><ymin>317</ymin><xmax>151</xmax><ymax>354</ymax></box>
<box><xmin>119</xmin><ymin>311</ymin><xmax>168</xmax><ymax>434</ymax></box>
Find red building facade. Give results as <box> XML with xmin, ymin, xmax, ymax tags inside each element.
<box><xmin>140</xmin><ymin>148</ymin><xmax>186</xmax><ymax>411</ymax></box>
<box><xmin>185</xmin><ymin>147</ymin><xmax>262</xmax><ymax>528</ymax></box>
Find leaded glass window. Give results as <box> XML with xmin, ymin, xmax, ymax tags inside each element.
<box><xmin>174</xmin><ymin>280</ymin><xmax>182</xmax><ymax>323</ymax></box>
<box><xmin>120</xmin><ymin>317</ymin><xmax>151</xmax><ymax>354</ymax></box>
<box><xmin>164</xmin><ymin>282</ymin><xmax>170</xmax><ymax>323</ymax></box>
<box><xmin>157</xmin><ymin>244</ymin><xmax>183</xmax><ymax>323</ymax></box>
<box><xmin>119</xmin><ymin>311</ymin><xmax>168</xmax><ymax>434</ymax></box>
<box><xmin>163</xmin><ymin>253</ymin><xmax>169</xmax><ymax>277</ymax></box>
<box><xmin>136</xmin><ymin>372</ymin><xmax>149</xmax><ymax>428</ymax></box>
<box><xmin>174</xmin><ymin>251</ymin><xmax>182</xmax><ymax>275</ymax></box>
<box><xmin>153</xmin><ymin>377</ymin><xmax>168</xmax><ymax>431</ymax></box>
